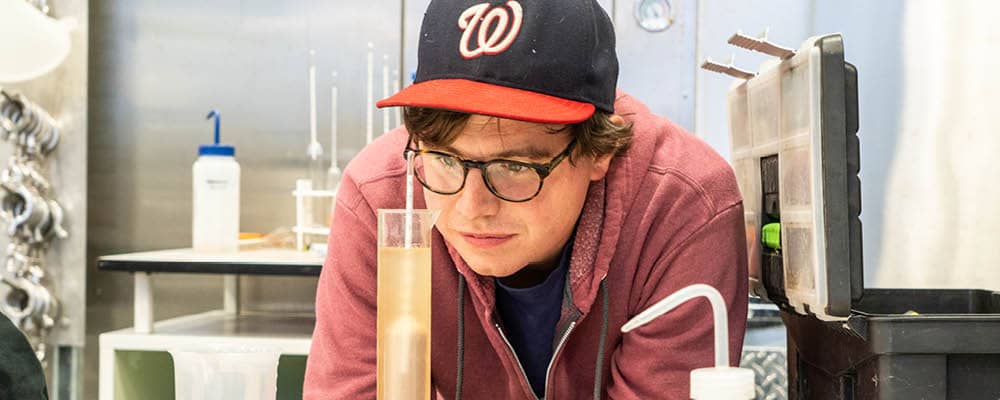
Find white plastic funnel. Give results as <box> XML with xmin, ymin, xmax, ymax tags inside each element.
<box><xmin>169</xmin><ymin>344</ymin><xmax>281</xmax><ymax>400</ymax></box>
<box><xmin>0</xmin><ymin>0</ymin><xmax>74</xmax><ymax>82</ymax></box>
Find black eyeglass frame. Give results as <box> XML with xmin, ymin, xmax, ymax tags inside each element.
<box><xmin>403</xmin><ymin>138</ymin><xmax>577</xmax><ymax>203</ymax></box>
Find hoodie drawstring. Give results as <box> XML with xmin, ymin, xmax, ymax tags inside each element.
<box><xmin>593</xmin><ymin>279</ymin><xmax>609</xmax><ymax>399</ymax></box>
<box><xmin>455</xmin><ymin>274</ymin><xmax>466</xmax><ymax>400</ymax></box>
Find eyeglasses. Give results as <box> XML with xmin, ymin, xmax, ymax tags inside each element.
<box><xmin>403</xmin><ymin>138</ymin><xmax>577</xmax><ymax>203</ymax></box>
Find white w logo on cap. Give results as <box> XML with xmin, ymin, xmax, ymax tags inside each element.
<box><xmin>457</xmin><ymin>1</ymin><xmax>523</xmax><ymax>59</ymax></box>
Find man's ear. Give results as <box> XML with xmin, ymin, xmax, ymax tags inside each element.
<box><xmin>589</xmin><ymin>114</ymin><xmax>626</xmax><ymax>181</ymax></box>
<box><xmin>590</xmin><ymin>153</ymin><xmax>613</xmax><ymax>181</ymax></box>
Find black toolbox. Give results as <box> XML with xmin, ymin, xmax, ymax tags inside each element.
<box><xmin>783</xmin><ymin>289</ymin><xmax>1000</xmax><ymax>399</ymax></box>
<box><xmin>726</xmin><ymin>33</ymin><xmax>1000</xmax><ymax>399</ymax></box>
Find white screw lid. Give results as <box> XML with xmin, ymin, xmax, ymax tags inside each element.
<box><xmin>690</xmin><ymin>366</ymin><xmax>756</xmax><ymax>400</ymax></box>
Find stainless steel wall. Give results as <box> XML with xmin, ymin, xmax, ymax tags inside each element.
<box><xmin>86</xmin><ymin>0</ymin><xmax>704</xmax><ymax>398</ymax></box>
<box><xmin>86</xmin><ymin>1</ymin><xmax>403</xmax><ymax>398</ymax></box>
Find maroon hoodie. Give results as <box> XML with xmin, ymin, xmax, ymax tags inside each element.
<box><xmin>304</xmin><ymin>93</ymin><xmax>748</xmax><ymax>399</ymax></box>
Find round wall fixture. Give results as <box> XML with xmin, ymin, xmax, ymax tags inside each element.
<box><xmin>634</xmin><ymin>0</ymin><xmax>675</xmax><ymax>32</ymax></box>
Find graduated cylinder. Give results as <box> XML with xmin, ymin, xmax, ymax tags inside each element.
<box><xmin>377</xmin><ymin>209</ymin><xmax>439</xmax><ymax>400</ymax></box>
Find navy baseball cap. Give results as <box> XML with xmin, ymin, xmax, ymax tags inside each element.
<box><xmin>377</xmin><ymin>0</ymin><xmax>619</xmax><ymax>124</ymax></box>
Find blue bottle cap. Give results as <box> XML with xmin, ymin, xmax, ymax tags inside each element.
<box><xmin>198</xmin><ymin>145</ymin><xmax>235</xmax><ymax>156</ymax></box>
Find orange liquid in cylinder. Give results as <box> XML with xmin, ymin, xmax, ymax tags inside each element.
<box><xmin>377</xmin><ymin>247</ymin><xmax>432</xmax><ymax>400</ymax></box>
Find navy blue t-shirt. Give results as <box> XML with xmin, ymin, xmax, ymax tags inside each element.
<box><xmin>495</xmin><ymin>244</ymin><xmax>571</xmax><ymax>398</ymax></box>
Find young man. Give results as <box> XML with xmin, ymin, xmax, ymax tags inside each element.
<box><xmin>304</xmin><ymin>0</ymin><xmax>748</xmax><ymax>398</ymax></box>
<box><xmin>1</xmin><ymin>311</ymin><xmax>49</xmax><ymax>399</ymax></box>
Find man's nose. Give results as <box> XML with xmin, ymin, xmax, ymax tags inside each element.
<box><xmin>454</xmin><ymin>168</ymin><xmax>500</xmax><ymax>219</ymax></box>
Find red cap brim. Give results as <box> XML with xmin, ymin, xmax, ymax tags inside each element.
<box><xmin>376</xmin><ymin>79</ymin><xmax>595</xmax><ymax>124</ymax></box>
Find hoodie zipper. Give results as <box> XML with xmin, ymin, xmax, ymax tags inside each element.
<box><xmin>543</xmin><ymin>321</ymin><xmax>578</xmax><ymax>399</ymax></box>
<box><xmin>494</xmin><ymin>322</ymin><xmax>541</xmax><ymax>400</ymax></box>
<box><xmin>494</xmin><ymin>274</ymin><xmax>607</xmax><ymax>399</ymax></box>
<box><xmin>550</xmin><ymin>275</ymin><xmax>609</xmax><ymax>399</ymax></box>
<box><xmin>495</xmin><ymin>319</ymin><xmax>580</xmax><ymax>400</ymax></box>
<box><xmin>544</xmin><ymin>275</ymin><xmax>605</xmax><ymax>399</ymax></box>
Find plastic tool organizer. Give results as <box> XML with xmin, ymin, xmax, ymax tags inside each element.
<box><xmin>723</xmin><ymin>33</ymin><xmax>1000</xmax><ymax>399</ymax></box>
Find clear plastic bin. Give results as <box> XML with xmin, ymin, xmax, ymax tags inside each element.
<box><xmin>169</xmin><ymin>344</ymin><xmax>281</xmax><ymax>400</ymax></box>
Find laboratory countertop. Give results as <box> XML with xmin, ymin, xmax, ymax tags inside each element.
<box><xmin>97</xmin><ymin>247</ymin><xmax>325</xmax><ymax>276</ymax></box>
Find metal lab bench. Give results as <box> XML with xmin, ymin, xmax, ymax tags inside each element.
<box><xmin>96</xmin><ymin>248</ymin><xmax>323</xmax><ymax>400</ymax></box>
